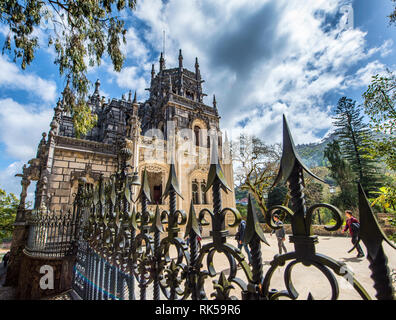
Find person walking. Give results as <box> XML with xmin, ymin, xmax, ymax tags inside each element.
<box><xmin>270</xmin><ymin>214</ymin><xmax>287</xmax><ymax>254</ymax></box>
<box><xmin>2</xmin><ymin>251</ymin><xmax>10</xmax><ymax>268</ymax></box>
<box><xmin>342</xmin><ymin>210</ymin><xmax>364</xmax><ymax>258</ymax></box>
<box><xmin>235</xmin><ymin>219</ymin><xmax>252</xmax><ymax>265</ymax></box>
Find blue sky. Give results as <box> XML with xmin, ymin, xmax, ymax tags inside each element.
<box><xmin>0</xmin><ymin>0</ymin><xmax>394</xmax><ymax>198</ymax></box>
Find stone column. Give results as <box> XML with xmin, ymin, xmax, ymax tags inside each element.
<box><xmin>4</xmin><ymin>174</ymin><xmax>32</xmax><ymax>287</ymax></box>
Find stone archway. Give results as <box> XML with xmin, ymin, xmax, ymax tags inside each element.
<box><xmin>140</xmin><ymin>163</ymin><xmax>169</xmax><ymax>205</ymax></box>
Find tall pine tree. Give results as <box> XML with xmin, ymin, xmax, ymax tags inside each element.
<box><xmin>324</xmin><ymin>140</ymin><xmax>357</xmax><ymax>210</ymax></box>
<box><xmin>333</xmin><ymin>97</ymin><xmax>382</xmax><ymax>196</ymax></box>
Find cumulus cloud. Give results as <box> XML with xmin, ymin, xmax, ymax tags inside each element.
<box><xmin>0</xmin><ymin>55</ymin><xmax>57</xmax><ymax>102</ymax></box>
<box><xmin>345</xmin><ymin>60</ymin><xmax>388</xmax><ymax>88</ymax></box>
<box><xmin>0</xmin><ymin>98</ymin><xmax>52</xmax><ymax>159</ymax></box>
<box><xmin>107</xmin><ymin>0</ymin><xmax>393</xmax><ymax>144</ymax></box>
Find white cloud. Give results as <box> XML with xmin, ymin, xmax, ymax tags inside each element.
<box><xmin>104</xmin><ymin>0</ymin><xmax>388</xmax><ymax>144</ymax></box>
<box><xmin>0</xmin><ymin>98</ymin><xmax>52</xmax><ymax>159</ymax></box>
<box><xmin>0</xmin><ymin>55</ymin><xmax>57</xmax><ymax>102</ymax></box>
<box><xmin>345</xmin><ymin>60</ymin><xmax>387</xmax><ymax>88</ymax></box>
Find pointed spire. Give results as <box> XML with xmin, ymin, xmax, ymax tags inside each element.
<box><xmin>128</xmin><ymin>90</ymin><xmax>132</xmax><ymax>102</ymax></box>
<box><xmin>178</xmin><ymin>49</ymin><xmax>183</xmax><ymax>71</ymax></box>
<box><xmin>150</xmin><ymin>205</ymin><xmax>164</xmax><ymax>233</ymax></box>
<box><xmin>159</xmin><ymin>52</ymin><xmax>165</xmax><ymax>72</ymax></box>
<box><xmin>195</xmin><ymin>57</ymin><xmax>200</xmax><ymax>80</ymax></box>
<box><xmin>243</xmin><ymin>195</ymin><xmax>269</xmax><ymax>245</ymax></box>
<box><xmin>94</xmin><ymin>79</ymin><xmax>100</xmax><ymax>95</ymax></box>
<box><xmin>184</xmin><ymin>201</ymin><xmax>201</xmax><ymax>239</ymax></box>
<box><xmin>133</xmin><ymin>91</ymin><xmax>137</xmax><ymax>104</ymax></box>
<box><xmin>162</xmin><ymin>163</ymin><xmax>183</xmax><ymax>199</ymax></box>
<box><xmin>356</xmin><ymin>183</ymin><xmax>395</xmax><ymax>259</ymax></box>
<box><xmin>204</xmin><ymin>136</ymin><xmax>231</xmax><ymax>193</ymax></box>
<box><xmin>273</xmin><ymin>115</ymin><xmax>324</xmax><ymax>187</ymax></box>
<box><xmin>213</xmin><ymin>94</ymin><xmax>217</xmax><ymax>110</ymax></box>
<box><xmin>151</xmin><ymin>64</ymin><xmax>155</xmax><ymax>79</ymax></box>
<box><xmin>136</xmin><ymin>168</ymin><xmax>151</xmax><ymax>203</ymax></box>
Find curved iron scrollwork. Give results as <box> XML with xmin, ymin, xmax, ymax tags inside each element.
<box><xmin>68</xmin><ymin>116</ymin><xmax>395</xmax><ymax>300</ymax></box>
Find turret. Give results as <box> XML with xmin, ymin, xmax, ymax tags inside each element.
<box><xmin>159</xmin><ymin>52</ymin><xmax>165</xmax><ymax>72</ymax></box>
<box><xmin>94</xmin><ymin>79</ymin><xmax>100</xmax><ymax>96</ymax></box>
<box><xmin>195</xmin><ymin>57</ymin><xmax>201</xmax><ymax>80</ymax></box>
<box><xmin>178</xmin><ymin>49</ymin><xmax>183</xmax><ymax>71</ymax></box>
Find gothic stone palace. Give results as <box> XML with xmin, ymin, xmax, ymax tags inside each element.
<box><xmin>18</xmin><ymin>50</ymin><xmax>236</xmax><ymax>235</ymax></box>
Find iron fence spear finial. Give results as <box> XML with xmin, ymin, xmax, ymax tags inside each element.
<box><xmin>273</xmin><ymin>114</ymin><xmax>324</xmax><ymax>188</ymax></box>
<box><xmin>162</xmin><ymin>163</ymin><xmax>183</xmax><ymax>199</ymax></box>
<box><xmin>243</xmin><ymin>195</ymin><xmax>269</xmax><ymax>299</ymax></box>
<box><xmin>351</xmin><ymin>183</ymin><xmax>395</xmax><ymax>300</ymax></box>
<box><xmin>136</xmin><ymin>168</ymin><xmax>151</xmax><ymax>203</ymax></box>
<box><xmin>151</xmin><ymin>205</ymin><xmax>164</xmax><ymax>300</ymax></box>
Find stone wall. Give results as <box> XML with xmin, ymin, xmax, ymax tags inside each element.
<box><xmin>4</xmin><ymin>223</ymin><xmax>29</xmax><ymax>287</ymax></box>
<box><xmin>17</xmin><ymin>252</ymin><xmax>75</xmax><ymax>300</ymax></box>
<box><xmin>49</xmin><ymin>148</ymin><xmax>117</xmax><ymax>211</ymax></box>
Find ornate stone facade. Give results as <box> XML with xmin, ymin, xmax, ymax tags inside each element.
<box><xmin>18</xmin><ymin>50</ymin><xmax>236</xmax><ymax>227</ymax></box>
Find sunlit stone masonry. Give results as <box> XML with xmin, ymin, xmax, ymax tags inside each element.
<box><xmin>19</xmin><ymin>50</ymin><xmax>236</xmax><ymax>236</ymax></box>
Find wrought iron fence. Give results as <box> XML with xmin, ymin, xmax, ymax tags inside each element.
<box><xmin>24</xmin><ymin>182</ymin><xmax>91</xmax><ymax>258</ymax></box>
<box><xmin>24</xmin><ymin>208</ymin><xmax>78</xmax><ymax>258</ymax></box>
<box><xmin>66</xmin><ymin>115</ymin><xmax>395</xmax><ymax>300</ymax></box>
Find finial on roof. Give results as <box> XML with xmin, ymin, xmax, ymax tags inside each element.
<box><xmin>133</xmin><ymin>91</ymin><xmax>137</xmax><ymax>104</ymax></box>
<box><xmin>159</xmin><ymin>52</ymin><xmax>165</xmax><ymax>72</ymax></box>
<box><xmin>94</xmin><ymin>79</ymin><xmax>100</xmax><ymax>95</ymax></box>
<box><xmin>213</xmin><ymin>94</ymin><xmax>217</xmax><ymax>109</ymax></box>
<box><xmin>195</xmin><ymin>57</ymin><xmax>200</xmax><ymax>80</ymax></box>
<box><xmin>128</xmin><ymin>90</ymin><xmax>132</xmax><ymax>102</ymax></box>
<box><xmin>151</xmin><ymin>64</ymin><xmax>155</xmax><ymax>79</ymax></box>
<box><xmin>178</xmin><ymin>49</ymin><xmax>183</xmax><ymax>70</ymax></box>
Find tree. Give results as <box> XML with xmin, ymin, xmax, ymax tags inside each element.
<box><xmin>0</xmin><ymin>0</ymin><xmax>137</xmax><ymax>136</ymax></box>
<box><xmin>324</xmin><ymin>139</ymin><xmax>357</xmax><ymax>210</ymax></box>
<box><xmin>333</xmin><ymin>97</ymin><xmax>382</xmax><ymax>196</ymax></box>
<box><xmin>0</xmin><ymin>188</ymin><xmax>19</xmax><ymax>241</ymax></box>
<box><xmin>232</xmin><ymin>134</ymin><xmax>283</xmax><ymax>218</ymax></box>
<box><xmin>389</xmin><ymin>0</ymin><xmax>396</xmax><ymax>25</ymax></box>
<box><xmin>362</xmin><ymin>70</ymin><xmax>396</xmax><ymax>171</ymax></box>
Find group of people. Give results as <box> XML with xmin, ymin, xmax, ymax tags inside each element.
<box><xmin>234</xmin><ymin>209</ymin><xmax>365</xmax><ymax>262</ymax></box>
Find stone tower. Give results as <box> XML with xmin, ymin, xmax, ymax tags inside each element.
<box><xmin>15</xmin><ymin>50</ymin><xmax>236</xmax><ymax>236</ymax></box>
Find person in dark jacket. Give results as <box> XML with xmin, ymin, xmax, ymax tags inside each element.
<box><xmin>342</xmin><ymin>210</ymin><xmax>364</xmax><ymax>258</ymax></box>
<box><xmin>270</xmin><ymin>214</ymin><xmax>287</xmax><ymax>254</ymax></box>
<box><xmin>2</xmin><ymin>251</ymin><xmax>10</xmax><ymax>268</ymax></box>
<box><xmin>235</xmin><ymin>219</ymin><xmax>252</xmax><ymax>265</ymax></box>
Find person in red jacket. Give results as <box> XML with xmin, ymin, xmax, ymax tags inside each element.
<box><xmin>341</xmin><ymin>210</ymin><xmax>364</xmax><ymax>258</ymax></box>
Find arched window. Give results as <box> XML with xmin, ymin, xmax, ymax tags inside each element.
<box><xmin>194</xmin><ymin>126</ymin><xmax>200</xmax><ymax>147</ymax></box>
<box><xmin>192</xmin><ymin>180</ymin><xmax>200</xmax><ymax>204</ymax></box>
<box><xmin>201</xmin><ymin>181</ymin><xmax>208</xmax><ymax>204</ymax></box>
